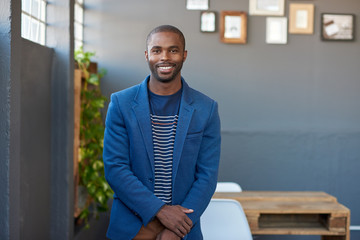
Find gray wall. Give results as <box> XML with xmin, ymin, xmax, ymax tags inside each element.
<box><xmin>20</xmin><ymin>39</ymin><xmax>53</xmax><ymax>239</ymax></box>
<box><xmin>47</xmin><ymin>1</ymin><xmax>76</xmax><ymax>239</ymax></box>
<box><xmin>1</xmin><ymin>1</ymin><xmax>75</xmax><ymax>239</ymax></box>
<box><xmin>85</xmin><ymin>0</ymin><xmax>360</xmax><ymax>239</ymax></box>
<box><xmin>1</xmin><ymin>0</ymin><xmax>22</xmax><ymax>238</ymax></box>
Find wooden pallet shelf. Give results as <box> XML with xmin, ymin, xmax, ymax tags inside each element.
<box><xmin>213</xmin><ymin>191</ymin><xmax>350</xmax><ymax>240</ymax></box>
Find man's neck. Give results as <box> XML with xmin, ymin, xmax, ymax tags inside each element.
<box><xmin>148</xmin><ymin>76</ymin><xmax>182</xmax><ymax>96</ymax></box>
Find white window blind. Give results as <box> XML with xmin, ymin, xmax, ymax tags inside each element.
<box><xmin>74</xmin><ymin>0</ymin><xmax>84</xmax><ymax>50</ymax></box>
<box><xmin>21</xmin><ymin>0</ymin><xmax>46</xmax><ymax>45</ymax></box>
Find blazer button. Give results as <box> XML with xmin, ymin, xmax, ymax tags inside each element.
<box><xmin>148</xmin><ymin>178</ymin><xmax>153</xmax><ymax>183</ymax></box>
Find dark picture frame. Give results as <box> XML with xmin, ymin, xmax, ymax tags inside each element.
<box><xmin>200</xmin><ymin>11</ymin><xmax>217</xmax><ymax>32</ymax></box>
<box><xmin>321</xmin><ymin>13</ymin><xmax>355</xmax><ymax>41</ymax></box>
<box><xmin>220</xmin><ymin>11</ymin><xmax>247</xmax><ymax>44</ymax></box>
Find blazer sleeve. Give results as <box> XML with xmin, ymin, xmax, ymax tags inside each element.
<box><xmin>103</xmin><ymin>94</ymin><xmax>165</xmax><ymax>226</ymax></box>
<box><xmin>180</xmin><ymin>101</ymin><xmax>221</xmax><ymax>225</ymax></box>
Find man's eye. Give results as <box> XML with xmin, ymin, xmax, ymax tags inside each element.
<box><xmin>152</xmin><ymin>49</ymin><xmax>160</xmax><ymax>53</ymax></box>
<box><xmin>170</xmin><ymin>49</ymin><xmax>178</xmax><ymax>53</ymax></box>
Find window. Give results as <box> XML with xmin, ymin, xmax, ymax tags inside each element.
<box><xmin>21</xmin><ymin>0</ymin><xmax>47</xmax><ymax>45</ymax></box>
<box><xmin>74</xmin><ymin>0</ymin><xmax>84</xmax><ymax>50</ymax></box>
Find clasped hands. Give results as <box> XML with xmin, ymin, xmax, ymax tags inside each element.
<box><xmin>156</xmin><ymin>205</ymin><xmax>193</xmax><ymax>240</ymax></box>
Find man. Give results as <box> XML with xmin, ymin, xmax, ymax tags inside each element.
<box><xmin>103</xmin><ymin>25</ymin><xmax>221</xmax><ymax>240</ymax></box>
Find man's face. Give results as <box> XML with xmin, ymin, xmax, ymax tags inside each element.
<box><xmin>145</xmin><ymin>32</ymin><xmax>187</xmax><ymax>83</ymax></box>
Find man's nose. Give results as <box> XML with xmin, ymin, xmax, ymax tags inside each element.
<box><xmin>160</xmin><ymin>51</ymin><xmax>170</xmax><ymax>61</ymax></box>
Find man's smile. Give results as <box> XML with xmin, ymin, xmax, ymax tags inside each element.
<box><xmin>157</xmin><ymin>64</ymin><xmax>175</xmax><ymax>74</ymax></box>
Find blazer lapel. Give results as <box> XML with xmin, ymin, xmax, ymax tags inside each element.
<box><xmin>172</xmin><ymin>80</ymin><xmax>194</xmax><ymax>184</ymax></box>
<box><xmin>132</xmin><ymin>77</ymin><xmax>155</xmax><ymax>171</ymax></box>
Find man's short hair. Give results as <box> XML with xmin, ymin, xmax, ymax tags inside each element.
<box><xmin>146</xmin><ymin>25</ymin><xmax>186</xmax><ymax>51</ymax></box>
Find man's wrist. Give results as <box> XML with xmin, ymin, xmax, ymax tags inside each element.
<box><xmin>154</xmin><ymin>203</ymin><xmax>167</xmax><ymax>219</ymax></box>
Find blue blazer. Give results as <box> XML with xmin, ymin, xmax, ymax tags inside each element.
<box><xmin>103</xmin><ymin>77</ymin><xmax>221</xmax><ymax>240</ymax></box>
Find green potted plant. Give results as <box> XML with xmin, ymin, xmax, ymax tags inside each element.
<box><xmin>74</xmin><ymin>47</ymin><xmax>113</xmax><ymax>227</ymax></box>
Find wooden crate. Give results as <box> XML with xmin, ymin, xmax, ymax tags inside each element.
<box><xmin>73</xmin><ymin>69</ymin><xmax>82</xmax><ymax>218</ymax></box>
<box><xmin>213</xmin><ymin>191</ymin><xmax>350</xmax><ymax>240</ymax></box>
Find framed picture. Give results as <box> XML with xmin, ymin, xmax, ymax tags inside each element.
<box><xmin>321</xmin><ymin>13</ymin><xmax>355</xmax><ymax>41</ymax></box>
<box><xmin>249</xmin><ymin>0</ymin><xmax>285</xmax><ymax>16</ymax></box>
<box><xmin>289</xmin><ymin>3</ymin><xmax>314</xmax><ymax>34</ymax></box>
<box><xmin>220</xmin><ymin>11</ymin><xmax>247</xmax><ymax>44</ymax></box>
<box><xmin>266</xmin><ymin>17</ymin><xmax>287</xmax><ymax>44</ymax></box>
<box><xmin>186</xmin><ymin>0</ymin><xmax>209</xmax><ymax>10</ymax></box>
<box><xmin>200</xmin><ymin>11</ymin><xmax>217</xmax><ymax>32</ymax></box>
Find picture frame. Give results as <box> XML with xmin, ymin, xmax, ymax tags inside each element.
<box><xmin>321</xmin><ymin>13</ymin><xmax>355</xmax><ymax>41</ymax></box>
<box><xmin>200</xmin><ymin>11</ymin><xmax>217</xmax><ymax>32</ymax></box>
<box><xmin>266</xmin><ymin>17</ymin><xmax>287</xmax><ymax>44</ymax></box>
<box><xmin>186</xmin><ymin>0</ymin><xmax>209</xmax><ymax>10</ymax></box>
<box><xmin>220</xmin><ymin>11</ymin><xmax>247</xmax><ymax>44</ymax></box>
<box><xmin>289</xmin><ymin>3</ymin><xmax>314</xmax><ymax>34</ymax></box>
<box><xmin>249</xmin><ymin>0</ymin><xmax>285</xmax><ymax>16</ymax></box>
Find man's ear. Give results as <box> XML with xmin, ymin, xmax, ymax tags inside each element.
<box><xmin>183</xmin><ymin>50</ymin><xmax>188</xmax><ymax>62</ymax></box>
<box><xmin>145</xmin><ymin>50</ymin><xmax>149</xmax><ymax>62</ymax></box>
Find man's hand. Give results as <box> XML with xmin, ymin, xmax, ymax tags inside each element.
<box><xmin>156</xmin><ymin>228</ymin><xmax>181</xmax><ymax>240</ymax></box>
<box><xmin>156</xmin><ymin>205</ymin><xmax>193</xmax><ymax>238</ymax></box>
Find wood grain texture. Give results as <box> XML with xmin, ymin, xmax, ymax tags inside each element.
<box><xmin>213</xmin><ymin>191</ymin><xmax>350</xmax><ymax>240</ymax></box>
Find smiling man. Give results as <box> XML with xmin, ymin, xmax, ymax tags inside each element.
<box><xmin>103</xmin><ymin>25</ymin><xmax>221</xmax><ymax>240</ymax></box>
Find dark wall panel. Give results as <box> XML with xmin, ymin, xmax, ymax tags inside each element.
<box><xmin>20</xmin><ymin>39</ymin><xmax>53</xmax><ymax>240</ymax></box>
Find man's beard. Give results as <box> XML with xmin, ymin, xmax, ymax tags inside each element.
<box><xmin>148</xmin><ymin>61</ymin><xmax>183</xmax><ymax>83</ymax></box>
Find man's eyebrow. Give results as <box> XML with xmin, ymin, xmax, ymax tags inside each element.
<box><xmin>150</xmin><ymin>45</ymin><xmax>180</xmax><ymax>50</ymax></box>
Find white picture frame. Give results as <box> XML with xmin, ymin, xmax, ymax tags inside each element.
<box><xmin>186</xmin><ymin>0</ymin><xmax>209</xmax><ymax>10</ymax></box>
<box><xmin>249</xmin><ymin>0</ymin><xmax>285</xmax><ymax>16</ymax></box>
<box><xmin>266</xmin><ymin>17</ymin><xmax>287</xmax><ymax>44</ymax></box>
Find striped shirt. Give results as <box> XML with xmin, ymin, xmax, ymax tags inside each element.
<box><xmin>149</xmin><ymin>88</ymin><xmax>182</xmax><ymax>204</ymax></box>
<box><xmin>151</xmin><ymin>114</ymin><xmax>178</xmax><ymax>204</ymax></box>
